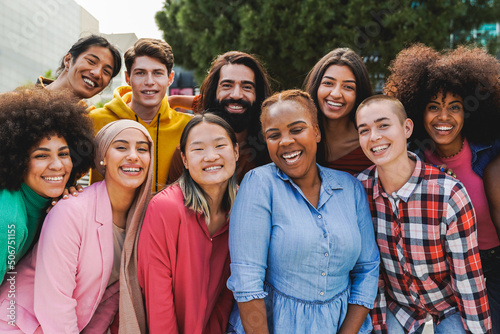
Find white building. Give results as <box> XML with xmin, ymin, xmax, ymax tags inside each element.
<box><xmin>0</xmin><ymin>0</ymin><xmax>99</xmax><ymax>93</ymax></box>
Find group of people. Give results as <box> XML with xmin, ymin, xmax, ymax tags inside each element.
<box><xmin>0</xmin><ymin>32</ymin><xmax>498</xmax><ymax>334</ymax></box>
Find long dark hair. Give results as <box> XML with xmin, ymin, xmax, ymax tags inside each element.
<box><xmin>304</xmin><ymin>48</ymin><xmax>372</xmax><ymax>166</ymax></box>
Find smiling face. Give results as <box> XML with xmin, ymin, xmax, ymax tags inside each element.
<box><xmin>126</xmin><ymin>56</ymin><xmax>174</xmax><ymax>114</ymax></box>
<box><xmin>103</xmin><ymin>128</ymin><xmax>151</xmax><ymax>191</ymax></box>
<box><xmin>356</xmin><ymin>101</ymin><xmax>413</xmax><ymax>168</ymax></box>
<box><xmin>216</xmin><ymin>64</ymin><xmax>256</xmax><ymax>114</ymax></box>
<box><xmin>24</xmin><ymin>135</ymin><xmax>73</xmax><ymax>198</ymax></box>
<box><xmin>423</xmin><ymin>91</ymin><xmax>464</xmax><ymax>156</ymax></box>
<box><xmin>65</xmin><ymin>46</ymin><xmax>115</xmax><ymax>99</ymax></box>
<box><xmin>316</xmin><ymin>65</ymin><xmax>357</xmax><ymax>121</ymax></box>
<box><xmin>262</xmin><ymin>100</ymin><xmax>321</xmax><ymax>183</ymax></box>
<box><xmin>181</xmin><ymin>122</ymin><xmax>238</xmax><ymax>191</ymax></box>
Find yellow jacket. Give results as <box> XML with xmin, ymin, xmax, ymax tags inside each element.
<box><xmin>89</xmin><ymin>86</ymin><xmax>191</xmax><ymax>192</ymax></box>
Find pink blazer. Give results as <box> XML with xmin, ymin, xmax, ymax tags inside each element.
<box><xmin>0</xmin><ymin>181</ymin><xmax>119</xmax><ymax>333</ymax></box>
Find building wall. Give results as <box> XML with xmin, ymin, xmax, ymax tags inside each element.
<box><xmin>0</xmin><ymin>0</ymin><xmax>98</xmax><ymax>93</ymax></box>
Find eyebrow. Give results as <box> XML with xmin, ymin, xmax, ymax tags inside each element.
<box><xmin>357</xmin><ymin>117</ymin><xmax>390</xmax><ymax>128</ymax></box>
<box><xmin>219</xmin><ymin>79</ymin><xmax>256</xmax><ymax>87</ymax></box>
<box><xmin>322</xmin><ymin>75</ymin><xmax>356</xmax><ymax>84</ymax></box>
<box><xmin>428</xmin><ymin>99</ymin><xmax>462</xmax><ymax>104</ymax></box>
<box><xmin>189</xmin><ymin>137</ymin><xmax>228</xmax><ymax>146</ymax></box>
<box><xmin>265</xmin><ymin>120</ymin><xmax>307</xmax><ymax>133</ymax></box>
<box><xmin>88</xmin><ymin>53</ymin><xmax>114</xmax><ymax>71</ymax></box>
<box><xmin>32</xmin><ymin>146</ymin><xmax>69</xmax><ymax>153</ymax></box>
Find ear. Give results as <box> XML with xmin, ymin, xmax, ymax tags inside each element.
<box><xmin>168</xmin><ymin>71</ymin><xmax>175</xmax><ymax>87</ymax></box>
<box><xmin>404</xmin><ymin>118</ymin><xmax>414</xmax><ymax>139</ymax></box>
<box><xmin>234</xmin><ymin>143</ymin><xmax>239</xmax><ymax>162</ymax></box>
<box><xmin>125</xmin><ymin>71</ymin><xmax>130</xmax><ymax>86</ymax></box>
<box><xmin>180</xmin><ymin>151</ymin><xmax>188</xmax><ymax>169</ymax></box>
<box><xmin>314</xmin><ymin>124</ymin><xmax>321</xmax><ymax>143</ymax></box>
<box><xmin>63</xmin><ymin>53</ymin><xmax>72</xmax><ymax>70</ymax></box>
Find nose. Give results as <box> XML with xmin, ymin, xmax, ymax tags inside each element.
<box><xmin>127</xmin><ymin>149</ymin><xmax>139</xmax><ymax>161</ymax></box>
<box><xmin>437</xmin><ymin>108</ymin><xmax>450</xmax><ymax>120</ymax></box>
<box><xmin>49</xmin><ymin>156</ymin><xmax>64</xmax><ymax>170</ymax></box>
<box><xmin>89</xmin><ymin>65</ymin><xmax>101</xmax><ymax>79</ymax></box>
<box><xmin>145</xmin><ymin>73</ymin><xmax>154</xmax><ymax>85</ymax></box>
<box><xmin>229</xmin><ymin>84</ymin><xmax>243</xmax><ymax>99</ymax></box>
<box><xmin>279</xmin><ymin>133</ymin><xmax>294</xmax><ymax>146</ymax></box>
<box><xmin>329</xmin><ymin>84</ymin><xmax>341</xmax><ymax>98</ymax></box>
<box><xmin>369</xmin><ymin>129</ymin><xmax>381</xmax><ymax>142</ymax></box>
<box><xmin>204</xmin><ymin>148</ymin><xmax>220</xmax><ymax>161</ymax></box>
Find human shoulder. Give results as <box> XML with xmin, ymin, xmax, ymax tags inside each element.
<box><xmin>355</xmin><ymin>165</ymin><xmax>377</xmax><ymax>185</ymax></box>
<box><xmin>0</xmin><ymin>188</ymin><xmax>26</xmax><ymax>227</ymax></box>
<box><xmin>148</xmin><ymin>184</ymin><xmax>186</xmax><ymax>212</ymax></box>
<box><xmin>46</xmin><ymin>182</ymin><xmax>103</xmax><ymax>226</ymax></box>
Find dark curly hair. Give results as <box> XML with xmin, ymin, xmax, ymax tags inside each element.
<box><xmin>0</xmin><ymin>88</ymin><xmax>95</xmax><ymax>190</ymax></box>
<box><xmin>385</xmin><ymin>44</ymin><xmax>500</xmax><ymax>146</ymax></box>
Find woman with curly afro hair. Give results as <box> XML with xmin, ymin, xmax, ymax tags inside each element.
<box><xmin>385</xmin><ymin>44</ymin><xmax>500</xmax><ymax>333</ymax></box>
<box><xmin>0</xmin><ymin>88</ymin><xmax>94</xmax><ymax>284</ymax></box>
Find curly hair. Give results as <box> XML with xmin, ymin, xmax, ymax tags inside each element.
<box><xmin>384</xmin><ymin>44</ymin><xmax>500</xmax><ymax>145</ymax></box>
<box><xmin>0</xmin><ymin>88</ymin><xmax>95</xmax><ymax>190</ymax></box>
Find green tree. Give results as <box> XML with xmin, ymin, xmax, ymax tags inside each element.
<box><xmin>156</xmin><ymin>0</ymin><xmax>500</xmax><ymax>90</ymax></box>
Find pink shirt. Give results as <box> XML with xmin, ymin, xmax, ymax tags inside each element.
<box><xmin>137</xmin><ymin>184</ymin><xmax>233</xmax><ymax>334</ymax></box>
<box><xmin>425</xmin><ymin>139</ymin><xmax>500</xmax><ymax>250</ymax></box>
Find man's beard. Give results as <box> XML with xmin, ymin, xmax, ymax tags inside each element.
<box><xmin>207</xmin><ymin>98</ymin><xmax>258</xmax><ymax>133</ymax></box>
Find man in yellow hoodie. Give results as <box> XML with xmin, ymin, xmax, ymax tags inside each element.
<box><xmin>90</xmin><ymin>38</ymin><xmax>191</xmax><ymax>192</ymax></box>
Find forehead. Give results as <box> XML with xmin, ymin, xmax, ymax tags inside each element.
<box><xmin>323</xmin><ymin>64</ymin><xmax>355</xmax><ymax>80</ymax></box>
<box><xmin>130</xmin><ymin>56</ymin><xmax>167</xmax><ymax>71</ymax></box>
<box><xmin>77</xmin><ymin>46</ymin><xmax>113</xmax><ymax>63</ymax></box>
<box><xmin>218</xmin><ymin>64</ymin><xmax>255</xmax><ymax>84</ymax></box>
<box><xmin>357</xmin><ymin>101</ymin><xmax>400</xmax><ymax>124</ymax></box>
<box><xmin>263</xmin><ymin>101</ymin><xmax>312</xmax><ymax>127</ymax></box>
<box><xmin>187</xmin><ymin>122</ymin><xmax>231</xmax><ymax>143</ymax></box>
<box><xmin>114</xmin><ymin>128</ymin><xmax>148</xmax><ymax>141</ymax></box>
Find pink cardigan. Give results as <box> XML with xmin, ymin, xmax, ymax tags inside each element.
<box><xmin>0</xmin><ymin>181</ymin><xmax>119</xmax><ymax>333</ymax></box>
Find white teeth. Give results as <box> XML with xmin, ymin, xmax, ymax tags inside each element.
<box><xmin>326</xmin><ymin>101</ymin><xmax>343</xmax><ymax>107</ymax></box>
<box><xmin>122</xmin><ymin>168</ymin><xmax>140</xmax><ymax>172</ymax></box>
<box><xmin>83</xmin><ymin>78</ymin><xmax>95</xmax><ymax>87</ymax></box>
<box><xmin>204</xmin><ymin>166</ymin><xmax>222</xmax><ymax>171</ymax></box>
<box><xmin>282</xmin><ymin>151</ymin><xmax>301</xmax><ymax>159</ymax></box>
<box><xmin>228</xmin><ymin>104</ymin><xmax>243</xmax><ymax>110</ymax></box>
<box><xmin>434</xmin><ymin>126</ymin><xmax>453</xmax><ymax>131</ymax></box>
<box><xmin>43</xmin><ymin>176</ymin><xmax>63</xmax><ymax>181</ymax></box>
<box><xmin>372</xmin><ymin>144</ymin><xmax>389</xmax><ymax>153</ymax></box>
<box><xmin>143</xmin><ymin>91</ymin><xmax>156</xmax><ymax>95</ymax></box>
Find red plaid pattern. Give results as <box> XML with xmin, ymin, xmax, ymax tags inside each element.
<box><xmin>357</xmin><ymin>154</ymin><xmax>491</xmax><ymax>334</ymax></box>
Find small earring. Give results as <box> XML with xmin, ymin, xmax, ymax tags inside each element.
<box><xmin>100</xmin><ymin>160</ymin><xmax>105</xmax><ymax>166</ymax></box>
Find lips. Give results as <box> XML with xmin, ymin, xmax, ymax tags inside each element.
<box><xmin>141</xmin><ymin>90</ymin><xmax>158</xmax><ymax>95</ymax></box>
<box><xmin>203</xmin><ymin>165</ymin><xmax>223</xmax><ymax>172</ymax></box>
<box><xmin>83</xmin><ymin>77</ymin><xmax>96</xmax><ymax>88</ymax></box>
<box><xmin>42</xmin><ymin>175</ymin><xmax>64</xmax><ymax>182</ymax></box>
<box><xmin>326</xmin><ymin>100</ymin><xmax>344</xmax><ymax>108</ymax></box>
<box><xmin>281</xmin><ymin>150</ymin><xmax>302</xmax><ymax>164</ymax></box>
<box><xmin>371</xmin><ymin>144</ymin><xmax>389</xmax><ymax>153</ymax></box>
<box><xmin>120</xmin><ymin>166</ymin><xmax>143</xmax><ymax>175</ymax></box>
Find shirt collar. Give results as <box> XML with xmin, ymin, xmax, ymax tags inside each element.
<box><xmin>372</xmin><ymin>152</ymin><xmax>425</xmax><ymax>202</ymax></box>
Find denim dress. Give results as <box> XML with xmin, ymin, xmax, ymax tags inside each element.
<box><xmin>227</xmin><ymin>164</ymin><xmax>380</xmax><ymax>333</ymax></box>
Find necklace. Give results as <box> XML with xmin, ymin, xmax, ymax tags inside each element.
<box><xmin>437</xmin><ymin>139</ymin><xmax>465</xmax><ymax>159</ymax></box>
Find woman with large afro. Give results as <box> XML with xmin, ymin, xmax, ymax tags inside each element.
<box><xmin>0</xmin><ymin>88</ymin><xmax>94</xmax><ymax>284</ymax></box>
<box><xmin>385</xmin><ymin>44</ymin><xmax>500</xmax><ymax>333</ymax></box>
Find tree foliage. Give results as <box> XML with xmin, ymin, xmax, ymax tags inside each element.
<box><xmin>156</xmin><ymin>0</ymin><xmax>500</xmax><ymax>90</ymax></box>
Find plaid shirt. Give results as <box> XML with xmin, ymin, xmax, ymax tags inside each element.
<box><xmin>357</xmin><ymin>154</ymin><xmax>491</xmax><ymax>334</ymax></box>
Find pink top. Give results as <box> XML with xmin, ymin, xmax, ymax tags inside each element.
<box><xmin>0</xmin><ymin>181</ymin><xmax>119</xmax><ymax>334</ymax></box>
<box><xmin>137</xmin><ymin>184</ymin><xmax>233</xmax><ymax>334</ymax></box>
<box><xmin>425</xmin><ymin>139</ymin><xmax>500</xmax><ymax>250</ymax></box>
